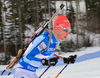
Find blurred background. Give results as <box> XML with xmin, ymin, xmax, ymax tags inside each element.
<box><xmin>0</xmin><ymin>0</ymin><xmax>100</xmax><ymax>64</ymax></box>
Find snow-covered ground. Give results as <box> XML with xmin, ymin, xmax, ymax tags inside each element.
<box><xmin>37</xmin><ymin>57</ymin><xmax>100</xmax><ymax>78</ymax></box>
<box><xmin>0</xmin><ymin>47</ymin><xmax>100</xmax><ymax>78</ymax></box>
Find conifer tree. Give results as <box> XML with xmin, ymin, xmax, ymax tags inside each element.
<box><xmin>85</xmin><ymin>0</ymin><xmax>100</xmax><ymax>33</ymax></box>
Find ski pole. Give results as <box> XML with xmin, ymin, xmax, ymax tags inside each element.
<box><xmin>39</xmin><ymin>55</ymin><xmax>62</xmax><ymax>78</ymax></box>
<box><xmin>39</xmin><ymin>66</ymin><xmax>50</xmax><ymax>78</ymax></box>
<box><xmin>55</xmin><ymin>64</ymin><xmax>68</xmax><ymax>78</ymax></box>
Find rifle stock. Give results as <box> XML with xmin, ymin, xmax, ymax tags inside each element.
<box><xmin>6</xmin><ymin>49</ymin><xmax>22</xmax><ymax>69</ymax></box>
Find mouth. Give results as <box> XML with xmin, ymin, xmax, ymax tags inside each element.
<box><xmin>64</xmin><ymin>36</ymin><xmax>67</xmax><ymax>38</ymax></box>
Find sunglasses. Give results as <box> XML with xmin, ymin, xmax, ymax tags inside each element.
<box><xmin>57</xmin><ymin>23</ymin><xmax>71</xmax><ymax>32</ymax></box>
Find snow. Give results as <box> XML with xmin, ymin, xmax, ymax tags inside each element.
<box><xmin>37</xmin><ymin>58</ymin><xmax>100</xmax><ymax>78</ymax></box>
<box><xmin>0</xmin><ymin>47</ymin><xmax>100</xmax><ymax>78</ymax></box>
<box><xmin>55</xmin><ymin>0</ymin><xmax>86</xmax><ymax>15</ymax></box>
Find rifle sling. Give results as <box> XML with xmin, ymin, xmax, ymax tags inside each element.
<box><xmin>38</xmin><ymin>29</ymin><xmax>52</xmax><ymax>54</ymax></box>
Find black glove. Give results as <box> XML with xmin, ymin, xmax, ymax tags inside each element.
<box><xmin>63</xmin><ymin>55</ymin><xmax>77</xmax><ymax>64</ymax></box>
<box><xmin>41</xmin><ymin>57</ymin><xmax>59</xmax><ymax>66</ymax></box>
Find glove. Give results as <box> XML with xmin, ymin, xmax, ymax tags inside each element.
<box><xmin>41</xmin><ymin>57</ymin><xmax>59</xmax><ymax>66</ymax></box>
<box><xmin>63</xmin><ymin>55</ymin><xmax>77</xmax><ymax>64</ymax></box>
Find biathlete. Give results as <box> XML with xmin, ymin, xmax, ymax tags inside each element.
<box><xmin>14</xmin><ymin>15</ymin><xmax>77</xmax><ymax>78</ymax></box>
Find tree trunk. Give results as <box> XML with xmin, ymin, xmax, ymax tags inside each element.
<box><xmin>44</xmin><ymin>0</ymin><xmax>47</xmax><ymax>22</ymax></box>
<box><xmin>14</xmin><ymin>19</ymin><xmax>17</xmax><ymax>55</ymax></box>
<box><xmin>18</xmin><ymin>6</ymin><xmax>23</xmax><ymax>49</ymax></box>
<box><xmin>36</xmin><ymin>0</ymin><xmax>39</xmax><ymax>23</ymax></box>
<box><xmin>76</xmin><ymin>0</ymin><xmax>79</xmax><ymax>48</ymax></box>
<box><xmin>12</xmin><ymin>0</ymin><xmax>17</xmax><ymax>55</ymax></box>
<box><xmin>1</xmin><ymin>0</ymin><xmax>7</xmax><ymax>64</ymax></box>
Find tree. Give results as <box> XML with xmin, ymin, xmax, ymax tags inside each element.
<box><xmin>85</xmin><ymin>0</ymin><xmax>100</xmax><ymax>34</ymax></box>
<box><xmin>66</xmin><ymin>0</ymin><xmax>76</xmax><ymax>33</ymax></box>
<box><xmin>0</xmin><ymin>0</ymin><xmax>11</xmax><ymax>65</ymax></box>
<box><xmin>0</xmin><ymin>1</ymin><xmax>3</xmax><ymax>45</ymax></box>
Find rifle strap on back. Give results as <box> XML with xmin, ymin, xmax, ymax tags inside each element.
<box><xmin>38</xmin><ymin>29</ymin><xmax>52</xmax><ymax>54</ymax></box>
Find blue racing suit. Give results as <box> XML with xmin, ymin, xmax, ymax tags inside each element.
<box><xmin>18</xmin><ymin>31</ymin><xmax>60</xmax><ymax>72</ymax></box>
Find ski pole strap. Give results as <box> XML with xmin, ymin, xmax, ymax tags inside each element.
<box><xmin>39</xmin><ymin>66</ymin><xmax>51</xmax><ymax>78</ymax></box>
<box><xmin>55</xmin><ymin>64</ymin><xmax>68</xmax><ymax>78</ymax></box>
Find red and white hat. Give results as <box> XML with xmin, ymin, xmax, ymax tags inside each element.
<box><xmin>53</xmin><ymin>15</ymin><xmax>71</xmax><ymax>29</ymax></box>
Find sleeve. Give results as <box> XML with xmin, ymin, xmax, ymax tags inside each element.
<box><xmin>24</xmin><ymin>34</ymin><xmax>49</xmax><ymax>62</ymax></box>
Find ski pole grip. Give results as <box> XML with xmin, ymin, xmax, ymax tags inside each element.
<box><xmin>60</xmin><ymin>4</ymin><xmax>65</xmax><ymax>10</ymax></box>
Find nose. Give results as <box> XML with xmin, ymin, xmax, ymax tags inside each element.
<box><xmin>66</xmin><ymin>32</ymin><xmax>69</xmax><ymax>37</ymax></box>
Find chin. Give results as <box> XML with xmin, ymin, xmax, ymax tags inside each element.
<box><xmin>61</xmin><ymin>39</ymin><xmax>66</xmax><ymax>41</ymax></box>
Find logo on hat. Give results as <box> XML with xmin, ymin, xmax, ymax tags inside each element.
<box><xmin>64</xmin><ymin>20</ymin><xmax>69</xmax><ymax>22</ymax></box>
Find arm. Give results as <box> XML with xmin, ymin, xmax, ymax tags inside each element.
<box><xmin>54</xmin><ymin>54</ymin><xmax>77</xmax><ymax>64</ymax></box>
<box><xmin>54</xmin><ymin>54</ymin><xmax>64</xmax><ymax>59</ymax></box>
<box><xmin>25</xmin><ymin>34</ymin><xmax>49</xmax><ymax>62</ymax></box>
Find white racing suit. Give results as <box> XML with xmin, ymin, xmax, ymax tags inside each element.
<box><xmin>14</xmin><ymin>32</ymin><xmax>60</xmax><ymax>78</ymax></box>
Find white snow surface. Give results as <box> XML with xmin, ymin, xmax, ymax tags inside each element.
<box><xmin>0</xmin><ymin>47</ymin><xmax>100</xmax><ymax>78</ymax></box>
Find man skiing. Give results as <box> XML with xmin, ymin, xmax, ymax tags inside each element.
<box><xmin>14</xmin><ymin>15</ymin><xmax>77</xmax><ymax>78</ymax></box>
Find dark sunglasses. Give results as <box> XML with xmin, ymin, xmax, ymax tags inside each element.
<box><xmin>57</xmin><ymin>23</ymin><xmax>71</xmax><ymax>32</ymax></box>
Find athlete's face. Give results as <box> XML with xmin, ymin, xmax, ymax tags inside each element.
<box><xmin>57</xmin><ymin>27</ymin><xmax>70</xmax><ymax>41</ymax></box>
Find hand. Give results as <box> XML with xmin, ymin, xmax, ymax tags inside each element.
<box><xmin>63</xmin><ymin>55</ymin><xmax>77</xmax><ymax>64</ymax></box>
<box><xmin>41</xmin><ymin>57</ymin><xmax>59</xmax><ymax>66</ymax></box>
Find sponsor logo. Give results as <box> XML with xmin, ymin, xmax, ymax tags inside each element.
<box><xmin>41</xmin><ymin>42</ymin><xmax>46</xmax><ymax>48</ymax></box>
<box><xmin>27</xmin><ymin>65</ymin><xmax>35</xmax><ymax>71</ymax></box>
<box><xmin>64</xmin><ymin>20</ymin><xmax>69</xmax><ymax>22</ymax></box>
<box><xmin>38</xmin><ymin>42</ymin><xmax>46</xmax><ymax>51</ymax></box>
<box><xmin>59</xmin><ymin>24</ymin><xmax>65</xmax><ymax>27</ymax></box>
<box><xmin>47</xmin><ymin>48</ymin><xmax>55</xmax><ymax>51</ymax></box>
<box><xmin>38</xmin><ymin>44</ymin><xmax>43</xmax><ymax>51</ymax></box>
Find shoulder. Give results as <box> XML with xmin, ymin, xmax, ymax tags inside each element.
<box><xmin>31</xmin><ymin>32</ymin><xmax>49</xmax><ymax>46</ymax></box>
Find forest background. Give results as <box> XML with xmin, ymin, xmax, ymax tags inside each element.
<box><xmin>0</xmin><ymin>0</ymin><xmax>100</xmax><ymax>64</ymax></box>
